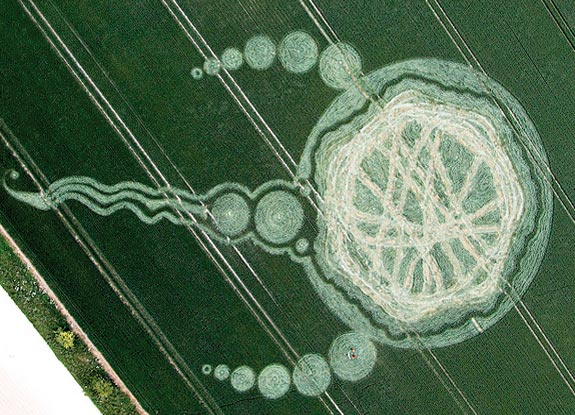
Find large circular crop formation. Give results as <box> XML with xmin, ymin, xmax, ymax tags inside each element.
<box><xmin>299</xmin><ymin>59</ymin><xmax>553</xmax><ymax>348</ymax></box>
<box><xmin>2</xmin><ymin>58</ymin><xmax>553</xmax><ymax>351</ymax></box>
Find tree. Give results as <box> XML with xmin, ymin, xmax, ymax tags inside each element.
<box><xmin>55</xmin><ymin>327</ymin><xmax>75</xmax><ymax>350</ymax></box>
<box><xmin>92</xmin><ymin>377</ymin><xmax>114</xmax><ymax>401</ymax></box>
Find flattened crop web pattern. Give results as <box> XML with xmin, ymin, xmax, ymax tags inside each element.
<box><xmin>3</xmin><ymin>0</ymin><xmax>573</xmax><ymax>413</ymax></box>
<box><xmin>304</xmin><ymin>59</ymin><xmax>553</xmax><ymax>349</ymax></box>
<box><xmin>316</xmin><ymin>90</ymin><xmax>523</xmax><ymax>328</ymax></box>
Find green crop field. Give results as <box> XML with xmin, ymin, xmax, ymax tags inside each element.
<box><xmin>1</xmin><ymin>1</ymin><xmax>575</xmax><ymax>414</ymax></box>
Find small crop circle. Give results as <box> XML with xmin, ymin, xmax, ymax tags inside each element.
<box><xmin>221</xmin><ymin>48</ymin><xmax>243</xmax><ymax>71</ymax></box>
<box><xmin>319</xmin><ymin>43</ymin><xmax>362</xmax><ymax>89</ymax></box>
<box><xmin>278</xmin><ymin>31</ymin><xmax>318</xmax><ymax>74</ymax></box>
<box><xmin>258</xmin><ymin>364</ymin><xmax>291</xmax><ymax>399</ymax></box>
<box><xmin>201</xmin><ymin>364</ymin><xmax>213</xmax><ymax>375</ymax></box>
<box><xmin>328</xmin><ymin>332</ymin><xmax>377</xmax><ymax>382</ymax></box>
<box><xmin>211</xmin><ymin>193</ymin><xmax>250</xmax><ymax>237</ymax></box>
<box><xmin>214</xmin><ymin>364</ymin><xmax>231</xmax><ymax>381</ymax></box>
<box><xmin>203</xmin><ymin>58</ymin><xmax>221</xmax><ymax>76</ymax></box>
<box><xmin>292</xmin><ymin>354</ymin><xmax>331</xmax><ymax>397</ymax></box>
<box><xmin>295</xmin><ymin>238</ymin><xmax>310</xmax><ymax>254</ymax></box>
<box><xmin>244</xmin><ymin>35</ymin><xmax>276</xmax><ymax>70</ymax></box>
<box><xmin>190</xmin><ymin>67</ymin><xmax>203</xmax><ymax>80</ymax></box>
<box><xmin>230</xmin><ymin>366</ymin><xmax>256</xmax><ymax>393</ymax></box>
<box><xmin>254</xmin><ymin>191</ymin><xmax>304</xmax><ymax>245</ymax></box>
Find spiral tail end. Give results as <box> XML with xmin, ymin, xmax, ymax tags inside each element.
<box><xmin>3</xmin><ymin>170</ymin><xmax>52</xmax><ymax>211</ymax></box>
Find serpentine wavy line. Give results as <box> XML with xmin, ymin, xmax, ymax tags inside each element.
<box><xmin>3</xmin><ymin>173</ymin><xmax>206</xmax><ymax>225</ymax></box>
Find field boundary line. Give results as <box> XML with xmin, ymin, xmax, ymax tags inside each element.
<box><xmin>1</xmin><ymin>119</ymin><xmax>225</xmax><ymax>414</ymax></box>
<box><xmin>18</xmin><ymin>3</ymin><xmax>341</xmax><ymax>414</ymax></box>
<box><xmin>0</xmin><ymin>223</ymin><xmax>149</xmax><ymax>415</ymax></box>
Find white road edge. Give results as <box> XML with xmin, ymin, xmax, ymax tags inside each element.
<box><xmin>0</xmin><ymin>224</ymin><xmax>147</xmax><ymax>415</ymax></box>
<box><xmin>0</xmin><ymin>284</ymin><xmax>101</xmax><ymax>414</ymax></box>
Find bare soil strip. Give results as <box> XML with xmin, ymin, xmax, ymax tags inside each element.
<box><xmin>0</xmin><ymin>223</ymin><xmax>148</xmax><ymax>415</ymax></box>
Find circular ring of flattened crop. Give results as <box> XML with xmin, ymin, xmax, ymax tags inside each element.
<box><xmin>319</xmin><ymin>43</ymin><xmax>362</xmax><ymax>90</ymax></box>
<box><xmin>244</xmin><ymin>35</ymin><xmax>276</xmax><ymax>70</ymax></box>
<box><xmin>298</xmin><ymin>59</ymin><xmax>553</xmax><ymax>349</ymax></box>
<box><xmin>211</xmin><ymin>193</ymin><xmax>250</xmax><ymax>237</ymax></box>
<box><xmin>203</xmin><ymin>57</ymin><xmax>221</xmax><ymax>76</ymax></box>
<box><xmin>258</xmin><ymin>364</ymin><xmax>291</xmax><ymax>399</ymax></box>
<box><xmin>201</xmin><ymin>364</ymin><xmax>213</xmax><ymax>375</ymax></box>
<box><xmin>292</xmin><ymin>354</ymin><xmax>331</xmax><ymax>397</ymax></box>
<box><xmin>295</xmin><ymin>238</ymin><xmax>310</xmax><ymax>254</ymax></box>
<box><xmin>230</xmin><ymin>366</ymin><xmax>256</xmax><ymax>393</ymax></box>
<box><xmin>214</xmin><ymin>364</ymin><xmax>231</xmax><ymax>381</ymax></box>
<box><xmin>278</xmin><ymin>31</ymin><xmax>319</xmax><ymax>74</ymax></box>
<box><xmin>190</xmin><ymin>67</ymin><xmax>203</xmax><ymax>80</ymax></box>
<box><xmin>328</xmin><ymin>332</ymin><xmax>377</xmax><ymax>381</ymax></box>
<box><xmin>221</xmin><ymin>47</ymin><xmax>244</xmax><ymax>71</ymax></box>
<box><xmin>254</xmin><ymin>191</ymin><xmax>304</xmax><ymax>245</ymax></box>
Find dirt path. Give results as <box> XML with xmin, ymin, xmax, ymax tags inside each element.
<box><xmin>0</xmin><ymin>223</ymin><xmax>149</xmax><ymax>415</ymax></box>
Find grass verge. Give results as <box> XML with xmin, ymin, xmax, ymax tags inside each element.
<box><xmin>0</xmin><ymin>232</ymin><xmax>139</xmax><ymax>415</ymax></box>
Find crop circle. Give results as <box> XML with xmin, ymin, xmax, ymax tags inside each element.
<box><xmin>328</xmin><ymin>332</ymin><xmax>377</xmax><ymax>381</ymax></box>
<box><xmin>258</xmin><ymin>364</ymin><xmax>291</xmax><ymax>399</ymax></box>
<box><xmin>221</xmin><ymin>48</ymin><xmax>243</xmax><ymax>71</ymax></box>
<box><xmin>319</xmin><ymin>43</ymin><xmax>362</xmax><ymax>90</ymax></box>
<box><xmin>292</xmin><ymin>354</ymin><xmax>331</xmax><ymax>396</ymax></box>
<box><xmin>278</xmin><ymin>31</ymin><xmax>318</xmax><ymax>74</ymax></box>
<box><xmin>211</xmin><ymin>193</ymin><xmax>250</xmax><ymax>237</ymax></box>
<box><xmin>245</xmin><ymin>35</ymin><xmax>276</xmax><ymax>70</ymax></box>
<box><xmin>299</xmin><ymin>59</ymin><xmax>553</xmax><ymax>348</ymax></box>
<box><xmin>230</xmin><ymin>366</ymin><xmax>256</xmax><ymax>393</ymax></box>
<box><xmin>255</xmin><ymin>191</ymin><xmax>304</xmax><ymax>245</ymax></box>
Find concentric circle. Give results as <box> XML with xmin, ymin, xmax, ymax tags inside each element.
<box><xmin>254</xmin><ymin>191</ymin><xmax>304</xmax><ymax>245</ymax></box>
<box><xmin>203</xmin><ymin>58</ymin><xmax>221</xmax><ymax>76</ymax></box>
<box><xmin>295</xmin><ymin>238</ymin><xmax>310</xmax><ymax>254</ymax></box>
<box><xmin>230</xmin><ymin>366</ymin><xmax>256</xmax><ymax>393</ymax></box>
<box><xmin>328</xmin><ymin>332</ymin><xmax>377</xmax><ymax>381</ymax></box>
<box><xmin>214</xmin><ymin>364</ymin><xmax>230</xmax><ymax>381</ymax></box>
<box><xmin>201</xmin><ymin>364</ymin><xmax>213</xmax><ymax>375</ymax></box>
<box><xmin>221</xmin><ymin>48</ymin><xmax>243</xmax><ymax>71</ymax></box>
<box><xmin>211</xmin><ymin>193</ymin><xmax>250</xmax><ymax>237</ymax></box>
<box><xmin>258</xmin><ymin>364</ymin><xmax>291</xmax><ymax>399</ymax></box>
<box><xmin>292</xmin><ymin>354</ymin><xmax>331</xmax><ymax>397</ymax></box>
<box><xmin>244</xmin><ymin>35</ymin><xmax>276</xmax><ymax>70</ymax></box>
<box><xmin>278</xmin><ymin>31</ymin><xmax>318</xmax><ymax>74</ymax></box>
<box><xmin>319</xmin><ymin>43</ymin><xmax>362</xmax><ymax>89</ymax></box>
<box><xmin>190</xmin><ymin>67</ymin><xmax>203</xmax><ymax>80</ymax></box>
